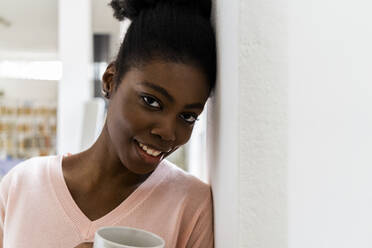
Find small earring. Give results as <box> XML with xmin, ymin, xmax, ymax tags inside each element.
<box><xmin>101</xmin><ymin>89</ymin><xmax>109</xmax><ymax>98</ymax></box>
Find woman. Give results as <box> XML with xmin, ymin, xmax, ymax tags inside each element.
<box><xmin>0</xmin><ymin>0</ymin><xmax>216</xmax><ymax>247</ymax></box>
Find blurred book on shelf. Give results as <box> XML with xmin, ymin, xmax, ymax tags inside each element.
<box><xmin>0</xmin><ymin>97</ymin><xmax>57</xmax><ymax>177</ymax></box>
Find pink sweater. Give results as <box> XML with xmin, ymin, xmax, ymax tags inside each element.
<box><xmin>0</xmin><ymin>155</ymin><xmax>213</xmax><ymax>248</ymax></box>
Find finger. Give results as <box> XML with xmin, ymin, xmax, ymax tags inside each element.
<box><xmin>73</xmin><ymin>242</ymin><xmax>94</xmax><ymax>248</ymax></box>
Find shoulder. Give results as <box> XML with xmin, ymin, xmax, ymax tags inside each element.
<box><xmin>4</xmin><ymin>155</ymin><xmax>51</xmax><ymax>178</ymax></box>
<box><xmin>0</xmin><ymin>155</ymin><xmax>54</xmax><ymax>192</ymax></box>
<box><xmin>158</xmin><ymin>160</ymin><xmax>214</xmax><ymax>245</ymax></box>
<box><xmin>160</xmin><ymin>159</ymin><xmax>212</xmax><ymax>203</ymax></box>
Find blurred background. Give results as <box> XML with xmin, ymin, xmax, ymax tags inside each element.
<box><xmin>0</xmin><ymin>0</ymin><xmax>207</xmax><ymax>180</ymax></box>
<box><xmin>0</xmin><ymin>0</ymin><xmax>60</xmax><ymax>173</ymax></box>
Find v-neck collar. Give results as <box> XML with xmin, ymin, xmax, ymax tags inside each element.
<box><xmin>48</xmin><ymin>154</ymin><xmax>169</xmax><ymax>240</ymax></box>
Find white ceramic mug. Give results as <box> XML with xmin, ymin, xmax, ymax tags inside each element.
<box><xmin>93</xmin><ymin>226</ymin><xmax>165</xmax><ymax>248</ymax></box>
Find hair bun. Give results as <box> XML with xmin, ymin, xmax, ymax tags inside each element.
<box><xmin>109</xmin><ymin>0</ymin><xmax>212</xmax><ymax>21</ymax></box>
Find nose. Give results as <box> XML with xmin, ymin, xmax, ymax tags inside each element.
<box><xmin>150</xmin><ymin>120</ymin><xmax>176</xmax><ymax>142</ymax></box>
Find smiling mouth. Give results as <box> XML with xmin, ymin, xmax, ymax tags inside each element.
<box><xmin>134</xmin><ymin>139</ymin><xmax>165</xmax><ymax>157</ymax></box>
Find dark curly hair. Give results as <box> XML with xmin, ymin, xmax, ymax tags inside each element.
<box><xmin>109</xmin><ymin>0</ymin><xmax>217</xmax><ymax>96</ymax></box>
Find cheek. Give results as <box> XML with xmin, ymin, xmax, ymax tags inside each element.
<box><xmin>106</xmin><ymin>100</ymin><xmax>134</xmax><ymax>147</ymax></box>
<box><xmin>176</xmin><ymin>126</ymin><xmax>194</xmax><ymax>146</ymax></box>
<box><xmin>122</xmin><ymin>107</ymin><xmax>153</xmax><ymax>135</ymax></box>
<box><xmin>108</xmin><ymin>98</ymin><xmax>149</xmax><ymax>142</ymax></box>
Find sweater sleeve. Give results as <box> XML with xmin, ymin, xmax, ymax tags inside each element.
<box><xmin>186</xmin><ymin>188</ymin><xmax>214</xmax><ymax>248</ymax></box>
<box><xmin>0</xmin><ymin>171</ymin><xmax>13</xmax><ymax>248</ymax></box>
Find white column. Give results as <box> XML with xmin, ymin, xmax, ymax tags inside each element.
<box><xmin>208</xmin><ymin>0</ymin><xmax>240</xmax><ymax>247</ymax></box>
<box><xmin>57</xmin><ymin>0</ymin><xmax>93</xmax><ymax>154</ymax></box>
<box><xmin>210</xmin><ymin>0</ymin><xmax>288</xmax><ymax>247</ymax></box>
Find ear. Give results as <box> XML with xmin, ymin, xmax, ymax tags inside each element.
<box><xmin>101</xmin><ymin>62</ymin><xmax>116</xmax><ymax>98</ymax></box>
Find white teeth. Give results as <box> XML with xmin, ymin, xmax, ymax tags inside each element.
<box><xmin>137</xmin><ymin>141</ymin><xmax>162</xmax><ymax>157</ymax></box>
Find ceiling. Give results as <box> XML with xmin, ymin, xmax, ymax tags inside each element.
<box><xmin>0</xmin><ymin>0</ymin><xmax>58</xmax><ymax>54</ymax></box>
<box><xmin>0</xmin><ymin>0</ymin><xmax>119</xmax><ymax>59</ymax></box>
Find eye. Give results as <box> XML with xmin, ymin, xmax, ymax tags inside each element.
<box><xmin>180</xmin><ymin>113</ymin><xmax>199</xmax><ymax>125</ymax></box>
<box><xmin>141</xmin><ymin>95</ymin><xmax>161</xmax><ymax>109</ymax></box>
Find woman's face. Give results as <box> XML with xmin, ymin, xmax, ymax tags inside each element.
<box><xmin>104</xmin><ymin>60</ymin><xmax>210</xmax><ymax>174</ymax></box>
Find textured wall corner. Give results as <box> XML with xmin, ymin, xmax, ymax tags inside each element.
<box><xmin>239</xmin><ymin>0</ymin><xmax>288</xmax><ymax>247</ymax></box>
<box><xmin>208</xmin><ymin>0</ymin><xmax>288</xmax><ymax>247</ymax></box>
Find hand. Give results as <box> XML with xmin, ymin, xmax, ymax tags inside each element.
<box><xmin>74</xmin><ymin>242</ymin><xmax>93</xmax><ymax>248</ymax></box>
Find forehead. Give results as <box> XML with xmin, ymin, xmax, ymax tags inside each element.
<box><xmin>121</xmin><ymin>61</ymin><xmax>210</xmax><ymax>104</ymax></box>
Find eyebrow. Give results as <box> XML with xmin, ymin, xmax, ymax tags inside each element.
<box><xmin>139</xmin><ymin>81</ymin><xmax>204</xmax><ymax>110</ymax></box>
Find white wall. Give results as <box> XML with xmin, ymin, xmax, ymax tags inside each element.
<box><xmin>288</xmin><ymin>0</ymin><xmax>372</xmax><ymax>247</ymax></box>
<box><xmin>239</xmin><ymin>0</ymin><xmax>288</xmax><ymax>246</ymax></box>
<box><xmin>210</xmin><ymin>0</ymin><xmax>372</xmax><ymax>247</ymax></box>
<box><xmin>210</xmin><ymin>0</ymin><xmax>288</xmax><ymax>247</ymax></box>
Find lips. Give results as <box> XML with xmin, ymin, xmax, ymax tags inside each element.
<box><xmin>134</xmin><ymin>139</ymin><xmax>169</xmax><ymax>164</ymax></box>
<box><xmin>134</xmin><ymin>139</ymin><xmax>171</xmax><ymax>153</ymax></box>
